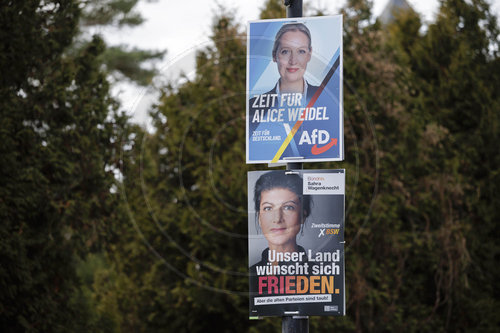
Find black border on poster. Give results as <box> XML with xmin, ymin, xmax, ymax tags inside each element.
<box><xmin>248</xmin><ymin>169</ymin><xmax>345</xmax><ymax>317</ymax></box>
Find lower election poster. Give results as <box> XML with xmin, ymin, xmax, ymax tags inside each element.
<box><xmin>248</xmin><ymin>169</ymin><xmax>345</xmax><ymax>317</ymax></box>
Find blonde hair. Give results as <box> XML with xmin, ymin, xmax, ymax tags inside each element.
<box><xmin>272</xmin><ymin>23</ymin><xmax>312</xmax><ymax>60</ymax></box>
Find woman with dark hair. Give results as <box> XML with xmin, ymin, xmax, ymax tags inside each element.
<box><xmin>250</xmin><ymin>171</ymin><xmax>311</xmax><ymax>268</ymax></box>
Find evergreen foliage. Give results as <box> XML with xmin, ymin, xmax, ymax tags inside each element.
<box><xmin>78</xmin><ymin>0</ymin><xmax>165</xmax><ymax>86</ymax></box>
<box><xmin>80</xmin><ymin>0</ymin><xmax>144</xmax><ymax>27</ymax></box>
<box><xmin>111</xmin><ymin>0</ymin><xmax>499</xmax><ymax>331</ymax></box>
<box><xmin>106</xmin><ymin>0</ymin><xmax>499</xmax><ymax>331</ymax></box>
<box><xmin>101</xmin><ymin>45</ymin><xmax>165</xmax><ymax>85</ymax></box>
<box><xmin>0</xmin><ymin>1</ymin><xmax>129</xmax><ymax>331</ymax></box>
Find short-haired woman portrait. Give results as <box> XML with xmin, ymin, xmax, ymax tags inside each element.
<box><xmin>249</xmin><ymin>171</ymin><xmax>312</xmax><ymax>269</ymax></box>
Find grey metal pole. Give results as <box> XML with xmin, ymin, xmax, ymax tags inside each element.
<box><xmin>283</xmin><ymin>1</ymin><xmax>308</xmax><ymax>331</ymax></box>
<box><xmin>284</xmin><ymin>0</ymin><xmax>304</xmax><ymax>178</ymax></box>
<box><xmin>282</xmin><ymin>316</ymin><xmax>308</xmax><ymax>333</ymax></box>
<box><xmin>285</xmin><ymin>0</ymin><xmax>303</xmax><ymax>18</ymax></box>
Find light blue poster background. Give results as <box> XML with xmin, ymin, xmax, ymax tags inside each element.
<box><xmin>246</xmin><ymin>15</ymin><xmax>343</xmax><ymax>164</ymax></box>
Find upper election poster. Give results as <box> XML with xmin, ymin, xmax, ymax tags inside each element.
<box><xmin>248</xmin><ymin>169</ymin><xmax>345</xmax><ymax>317</ymax></box>
<box><xmin>246</xmin><ymin>15</ymin><xmax>343</xmax><ymax>164</ymax></box>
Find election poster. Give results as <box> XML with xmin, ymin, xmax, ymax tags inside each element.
<box><xmin>248</xmin><ymin>169</ymin><xmax>345</xmax><ymax>317</ymax></box>
<box><xmin>246</xmin><ymin>16</ymin><xmax>343</xmax><ymax>164</ymax></box>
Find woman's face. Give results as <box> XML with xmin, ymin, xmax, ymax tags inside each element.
<box><xmin>258</xmin><ymin>187</ymin><xmax>302</xmax><ymax>249</ymax></box>
<box><xmin>274</xmin><ymin>30</ymin><xmax>311</xmax><ymax>88</ymax></box>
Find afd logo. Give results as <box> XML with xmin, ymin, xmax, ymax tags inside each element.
<box><xmin>298</xmin><ymin>129</ymin><xmax>338</xmax><ymax>155</ymax></box>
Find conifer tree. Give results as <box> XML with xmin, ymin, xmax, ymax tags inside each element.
<box><xmin>0</xmin><ymin>1</ymin><xmax>129</xmax><ymax>331</ymax></box>
<box><xmin>98</xmin><ymin>0</ymin><xmax>499</xmax><ymax>331</ymax></box>
<box><xmin>386</xmin><ymin>0</ymin><xmax>500</xmax><ymax>330</ymax></box>
<box><xmin>78</xmin><ymin>0</ymin><xmax>165</xmax><ymax>85</ymax></box>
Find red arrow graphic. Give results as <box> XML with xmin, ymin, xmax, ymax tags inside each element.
<box><xmin>311</xmin><ymin>138</ymin><xmax>337</xmax><ymax>155</ymax></box>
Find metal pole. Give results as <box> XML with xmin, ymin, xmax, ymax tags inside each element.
<box><xmin>285</xmin><ymin>0</ymin><xmax>303</xmax><ymax>18</ymax></box>
<box><xmin>282</xmin><ymin>316</ymin><xmax>308</xmax><ymax>333</ymax></box>
<box><xmin>284</xmin><ymin>0</ymin><xmax>304</xmax><ymax>177</ymax></box>
<box><xmin>283</xmin><ymin>1</ymin><xmax>307</xmax><ymax>331</ymax></box>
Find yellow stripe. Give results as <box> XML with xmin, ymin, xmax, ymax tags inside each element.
<box><xmin>271</xmin><ymin>122</ymin><xmax>301</xmax><ymax>163</ymax></box>
<box><xmin>270</xmin><ymin>54</ymin><xmax>340</xmax><ymax>163</ymax></box>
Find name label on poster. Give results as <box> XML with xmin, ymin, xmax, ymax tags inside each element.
<box><xmin>303</xmin><ymin>173</ymin><xmax>345</xmax><ymax>195</ymax></box>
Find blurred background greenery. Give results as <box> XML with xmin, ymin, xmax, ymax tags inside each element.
<box><xmin>1</xmin><ymin>0</ymin><xmax>498</xmax><ymax>331</ymax></box>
